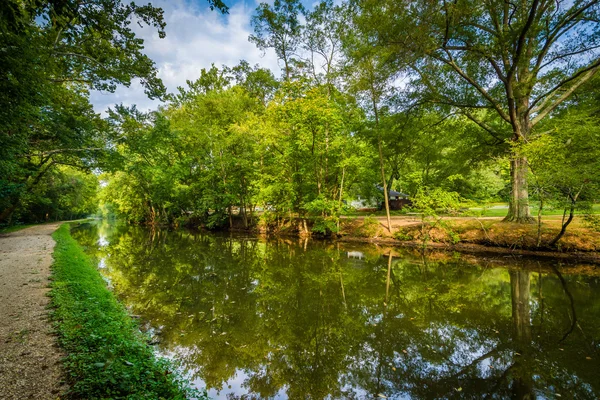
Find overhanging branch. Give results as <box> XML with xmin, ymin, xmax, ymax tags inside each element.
<box><xmin>531</xmin><ymin>61</ymin><xmax>600</xmax><ymax>125</ymax></box>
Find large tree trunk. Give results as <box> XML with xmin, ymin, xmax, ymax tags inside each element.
<box><xmin>505</xmin><ymin>89</ymin><xmax>534</xmax><ymax>223</ymax></box>
<box><xmin>505</xmin><ymin>150</ymin><xmax>533</xmax><ymax>223</ymax></box>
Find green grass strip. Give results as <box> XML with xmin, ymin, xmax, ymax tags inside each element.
<box><xmin>50</xmin><ymin>224</ymin><xmax>204</xmax><ymax>399</ymax></box>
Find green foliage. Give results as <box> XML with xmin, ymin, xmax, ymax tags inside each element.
<box><xmin>353</xmin><ymin>0</ymin><xmax>600</xmax><ymax>221</ymax></box>
<box><xmin>411</xmin><ymin>187</ymin><xmax>462</xmax><ymax>217</ymax></box>
<box><xmin>304</xmin><ymin>196</ymin><xmax>341</xmax><ymax>235</ymax></box>
<box><xmin>0</xmin><ymin>0</ymin><xmax>212</xmax><ymax>224</ymax></box>
<box><xmin>393</xmin><ymin>229</ymin><xmax>413</xmax><ymax>241</ymax></box>
<box><xmin>3</xmin><ymin>166</ymin><xmax>99</xmax><ymax>224</ymax></box>
<box><xmin>50</xmin><ymin>224</ymin><xmax>205</xmax><ymax>399</ymax></box>
<box><xmin>250</xmin><ymin>0</ymin><xmax>305</xmax><ymax>80</ymax></box>
<box><xmin>523</xmin><ymin>90</ymin><xmax>600</xmax><ymax>245</ymax></box>
<box><xmin>101</xmin><ymin>66</ymin><xmax>368</xmax><ymax>232</ymax></box>
<box><xmin>357</xmin><ymin>215</ymin><xmax>380</xmax><ymax>238</ymax></box>
<box><xmin>6</xmin><ymin>0</ymin><xmax>598</xmax><ymax>235</ymax></box>
<box><xmin>583</xmin><ymin>214</ymin><xmax>600</xmax><ymax>233</ymax></box>
<box><xmin>411</xmin><ymin>186</ymin><xmax>462</xmax><ymax>247</ymax></box>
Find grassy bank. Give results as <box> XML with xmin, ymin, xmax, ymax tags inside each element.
<box><xmin>50</xmin><ymin>224</ymin><xmax>202</xmax><ymax>399</ymax></box>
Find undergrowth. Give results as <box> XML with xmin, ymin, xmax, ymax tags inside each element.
<box><xmin>50</xmin><ymin>224</ymin><xmax>204</xmax><ymax>399</ymax></box>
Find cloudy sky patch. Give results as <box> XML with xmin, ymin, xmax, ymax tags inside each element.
<box><xmin>90</xmin><ymin>0</ymin><xmax>280</xmax><ymax>114</ymax></box>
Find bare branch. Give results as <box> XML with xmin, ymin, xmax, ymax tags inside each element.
<box><xmin>463</xmin><ymin>111</ymin><xmax>505</xmax><ymax>142</ymax></box>
<box><xmin>443</xmin><ymin>44</ymin><xmax>507</xmax><ymax>82</ymax></box>
<box><xmin>431</xmin><ymin>53</ymin><xmax>511</xmax><ymax>122</ymax></box>
<box><xmin>534</xmin><ymin>1</ymin><xmax>599</xmax><ymax>73</ymax></box>
<box><xmin>430</xmin><ymin>99</ymin><xmax>494</xmax><ymax>109</ymax></box>
<box><xmin>50</xmin><ymin>78</ymin><xmax>93</xmax><ymax>84</ymax></box>
<box><xmin>532</xmin><ymin>65</ymin><xmax>600</xmax><ymax>125</ymax></box>
<box><xmin>530</xmin><ymin>59</ymin><xmax>600</xmax><ymax>122</ymax></box>
<box><xmin>52</xmin><ymin>51</ymin><xmax>106</xmax><ymax>67</ymax></box>
<box><xmin>539</xmin><ymin>43</ymin><xmax>600</xmax><ymax>71</ymax></box>
<box><xmin>39</xmin><ymin>148</ymin><xmax>105</xmax><ymax>157</ymax></box>
<box><xmin>506</xmin><ymin>0</ymin><xmax>540</xmax><ymax>81</ymax></box>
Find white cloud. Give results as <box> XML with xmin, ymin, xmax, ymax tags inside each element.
<box><xmin>89</xmin><ymin>0</ymin><xmax>280</xmax><ymax>114</ymax></box>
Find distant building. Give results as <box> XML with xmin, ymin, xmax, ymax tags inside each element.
<box><xmin>382</xmin><ymin>188</ymin><xmax>412</xmax><ymax>210</ymax></box>
<box><xmin>349</xmin><ymin>187</ymin><xmax>412</xmax><ymax>211</ymax></box>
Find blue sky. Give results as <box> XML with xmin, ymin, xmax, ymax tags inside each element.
<box><xmin>90</xmin><ymin>0</ymin><xmax>281</xmax><ymax>114</ymax></box>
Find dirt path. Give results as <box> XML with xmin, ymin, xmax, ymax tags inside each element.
<box><xmin>0</xmin><ymin>223</ymin><xmax>65</xmax><ymax>399</ymax></box>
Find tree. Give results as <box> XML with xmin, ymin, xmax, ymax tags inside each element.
<box><xmin>523</xmin><ymin>94</ymin><xmax>600</xmax><ymax>247</ymax></box>
<box><xmin>254</xmin><ymin>81</ymin><xmax>364</xmax><ymax>235</ymax></box>
<box><xmin>0</xmin><ymin>86</ymin><xmax>107</xmax><ymax>223</ymax></box>
<box><xmin>354</xmin><ymin>0</ymin><xmax>600</xmax><ymax>222</ymax></box>
<box><xmin>17</xmin><ymin>166</ymin><xmax>99</xmax><ymax>223</ymax></box>
<box><xmin>301</xmin><ymin>0</ymin><xmax>346</xmax><ymax>88</ymax></box>
<box><xmin>102</xmin><ymin>66</ymin><xmax>267</xmax><ymax>229</ymax></box>
<box><xmin>343</xmin><ymin>49</ymin><xmax>397</xmax><ymax>232</ymax></box>
<box><xmin>0</xmin><ymin>0</ymin><xmax>229</xmax><ymax>223</ymax></box>
<box><xmin>0</xmin><ymin>0</ymin><xmax>169</xmax><ymax>223</ymax></box>
<box><xmin>249</xmin><ymin>0</ymin><xmax>305</xmax><ymax>80</ymax></box>
<box><xmin>231</xmin><ymin>60</ymin><xmax>280</xmax><ymax>106</ymax></box>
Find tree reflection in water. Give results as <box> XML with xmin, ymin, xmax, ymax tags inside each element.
<box><xmin>72</xmin><ymin>222</ymin><xmax>600</xmax><ymax>399</ymax></box>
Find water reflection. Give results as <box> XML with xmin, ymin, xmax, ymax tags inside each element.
<box><xmin>72</xmin><ymin>221</ymin><xmax>600</xmax><ymax>399</ymax></box>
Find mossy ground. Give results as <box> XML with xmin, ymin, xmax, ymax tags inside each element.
<box><xmin>50</xmin><ymin>224</ymin><xmax>203</xmax><ymax>399</ymax></box>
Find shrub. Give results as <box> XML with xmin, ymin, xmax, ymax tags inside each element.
<box><xmin>393</xmin><ymin>229</ymin><xmax>414</xmax><ymax>241</ymax></box>
<box><xmin>358</xmin><ymin>216</ymin><xmax>380</xmax><ymax>238</ymax></box>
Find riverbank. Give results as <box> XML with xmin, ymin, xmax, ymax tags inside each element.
<box><xmin>50</xmin><ymin>223</ymin><xmax>203</xmax><ymax>399</ymax></box>
<box><xmin>0</xmin><ymin>223</ymin><xmax>65</xmax><ymax>399</ymax></box>
<box><xmin>68</xmin><ymin>219</ymin><xmax>600</xmax><ymax>398</ymax></box>
<box><xmin>223</xmin><ymin>214</ymin><xmax>600</xmax><ymax>261</ymax></box>
<box><xmin>336</xmin><ymin>215</ymin><xmax>599</xmax><ymax>257</ymax></box>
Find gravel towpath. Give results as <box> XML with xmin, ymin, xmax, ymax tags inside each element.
<box><xmin>0</xmin><ymin>223</ymin><xmax>65</xmax><ymax>399</ymax></box>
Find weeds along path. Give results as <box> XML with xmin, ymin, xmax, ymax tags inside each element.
<box><xmin>0</xmin><ymin>223</ymin><xmax>64</xmax><ymax>399</ymax></box>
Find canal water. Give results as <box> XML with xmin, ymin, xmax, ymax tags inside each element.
<box><xmin>72</xmin><ymin>221</ymin><xmax>600</xmax><ymax>399</ymax></box>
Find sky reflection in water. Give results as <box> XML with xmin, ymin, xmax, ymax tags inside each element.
<box><xmin>72</xmin><ymin>221</ymin><xmax>600</xmax><ymax>399</ymax></box>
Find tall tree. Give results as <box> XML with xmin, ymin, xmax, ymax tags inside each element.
<box><xmin>524</xmin><ymin>74</ymin><xmax>600</xmax><ymax>246</ymax></box>
<box><xmin>0</xmin><ymin>0</ymin><xmax>229</xmax><ymax>223</ymax></box>
<box><xmin>301</xmin><ymin>0</ymin><xmax>346</xmax><ymax>88</ymax></box>
<box><xmin>249</xmin><ymin>0</ymin><xmax>305</xmax><ymax>80</ymax></box>
<box><xmin>354</xmin><ymin>0</ymin><xmax>600</xmax><ymax>222</ymax></box>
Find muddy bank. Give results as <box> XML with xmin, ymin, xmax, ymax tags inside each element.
<box><xmin>241</xmin><ymin>215</ymin><xmax>600</xmax><ymax>263</ymax></box>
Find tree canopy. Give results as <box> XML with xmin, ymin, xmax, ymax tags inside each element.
<box><xmin>2</xmin><ymin>0</ymin><xmax>600</xmax><ymax>244</ymax></box>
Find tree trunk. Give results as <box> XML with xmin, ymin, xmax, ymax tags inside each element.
<box><xmin>549</xmin><ymin>191</ymin><xmax>580</xmax><ymax>247</ymax></box>
<box><xmin>385</xmin><ymin>252</ymin><xmax>392</xmax><ymax>303</ymax></box>
<box><xmin>0</xmin><ymin>201</ymin><xmax>20</xmax><ymax>223</ymax></box>
<box><xmin>536</xmin><ymin>195</ymin><xmax>543</xmax><ymax>248</ymax></box>
<box><xmin>378</xmin><ymin>138</ymin><xmax>392</xmax><ymax>233</ymax></box>
<box><xmin>504</xmin><ymin>154</ymin><xmax>533</xmax><ymax>223</ymax></box>
<box><xmin>337</xmin><ymin>165</ymin><xmax>346</xmax><ymax>233</ymax></box>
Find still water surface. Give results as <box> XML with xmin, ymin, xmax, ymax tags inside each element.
<box><xmin>72</xmin><ymin>221</ymin><xmax>600</xmax><ymax>399</ymax></box>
